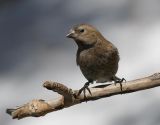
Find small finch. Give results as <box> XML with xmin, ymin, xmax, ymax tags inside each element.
<box><xmin>66</xmin><ymin>24</ymin><xmax>125</xmax><ymax>97</ymax></box>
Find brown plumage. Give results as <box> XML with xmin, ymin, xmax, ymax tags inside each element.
<box><xmin>66</xmin><ymin>24</ymin><xmax>125</xmax><ymax>97</ymax></box>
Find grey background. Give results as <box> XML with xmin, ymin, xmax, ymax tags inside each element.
<box><xmin>1</xmin><ymin>0</ymin><xmax>160</xmax><ymax>125</ymax></box>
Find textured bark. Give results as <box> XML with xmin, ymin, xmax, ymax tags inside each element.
<box><xmin>6</xmin><ymin>73</ymin><xmax>160</xmax><ymax>119</ymax></box>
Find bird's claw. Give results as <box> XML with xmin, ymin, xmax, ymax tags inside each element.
<box><xmin>77</xmin><ymin>84</ymin><xmax>92</xmax><ymax>100</ymax></box>
<box><xmin>114</xmin><ymin>78</ymin><xmax>126</xmax><ymax>92</ymax></box>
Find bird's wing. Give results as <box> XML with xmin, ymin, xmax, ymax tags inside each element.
<box><xmin>94</xmin><ymin>48</ymin><xmax>119</xmax><ymax>71</ymax></box>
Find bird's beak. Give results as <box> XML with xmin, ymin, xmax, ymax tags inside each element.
<box><xmin>66</xmin><ymin>29</ymin><xmax>75</xmax><ymax>38</ymax></box>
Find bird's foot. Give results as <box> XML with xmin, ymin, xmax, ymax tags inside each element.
<box><xmin>77</xmin><ymin>81</ymin><xmax>92</xmax><ymax>100</ymax></box>
<box><xmin>114</xmin><ymin>77</ymin><xmax>126</xmax><ymax>92</ymax></box>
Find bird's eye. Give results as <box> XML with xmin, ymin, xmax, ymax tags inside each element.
<box><xmin>80</xmin><ymin>29</ymin><xmax>84</xmax><ymax>33</ymax></box>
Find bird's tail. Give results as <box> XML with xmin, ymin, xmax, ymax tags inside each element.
<box><xmin>6</xmin><ymin>108</ymin><xmax>16</xmax><ymax>116</ymax></box>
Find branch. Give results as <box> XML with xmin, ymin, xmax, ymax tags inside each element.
<box><xmin>6</xmin><ymin>73</ymin><xmax>160</xmax><ymax>119</ymax></box>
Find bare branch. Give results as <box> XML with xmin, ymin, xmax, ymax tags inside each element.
<box><xmin>6</xmin><ymin>73</ymin><xmax>160</xmax><ymax>119</ymax></box>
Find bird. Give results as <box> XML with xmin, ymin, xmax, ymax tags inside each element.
<box><xmin>66</xmin><ymin>24</ymin><xmax>125</xmax><ymax>98</ymax></box>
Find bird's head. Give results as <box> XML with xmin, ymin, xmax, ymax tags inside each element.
<box><xmin>66</xmin><ymin>24</ymin><xmax>101</xmax><ymax>46</ymax></box>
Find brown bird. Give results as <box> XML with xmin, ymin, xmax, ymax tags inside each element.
<box><xmin>66</xmin><ymin>24</ymin><xmax>125</xmax><ymax>97</ymax></box>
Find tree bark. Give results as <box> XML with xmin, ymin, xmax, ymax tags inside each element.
<box><xmin>6</xmin><ymin>73</ymin><xmax>160</xmax><ymax>119</ymax></box>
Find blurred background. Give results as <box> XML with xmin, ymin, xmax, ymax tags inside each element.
<box><xmin>1</xmin><ymin>0</ymin><xmax>160</xmax><ymax>125</ymax></box>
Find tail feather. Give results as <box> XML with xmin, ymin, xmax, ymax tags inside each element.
<box><xmin>6</xmin><ymin>109</ymin><xmax>15</xmax><ymax>116</ymax></box>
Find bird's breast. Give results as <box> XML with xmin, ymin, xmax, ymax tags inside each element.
<box><xmin>77</xmin><ymin>46</ymin><xmax>119</xmax><ymax>82</ymax></box>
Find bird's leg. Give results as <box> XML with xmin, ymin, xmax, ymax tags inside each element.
<box><xmin>77</xmin><ymin>81</ymin><xmax>92</xmax><ymax>99</ymax></box>
<box><xmin>112</xmin><ymin>76</ymin><xmax>126</xmax><ymax>92</ymax></box>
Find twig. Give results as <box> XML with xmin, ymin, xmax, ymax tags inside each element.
<box><xmin>6</xmin><ymin>73</ymin><xmax>160</xmax><ymax>119</ymax></box>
